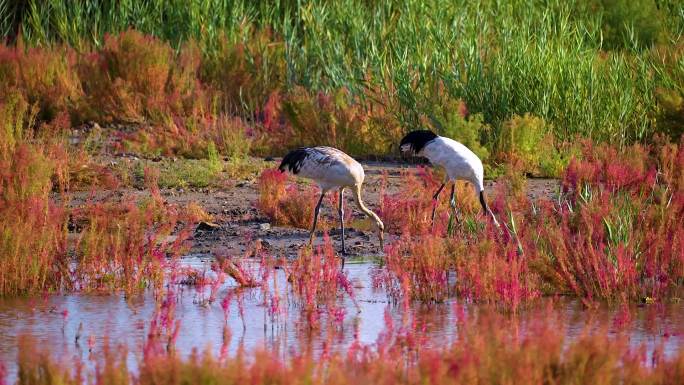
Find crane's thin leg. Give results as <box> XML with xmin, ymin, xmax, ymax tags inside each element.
<box><xmin>449</xmin><ymin>183</ymin><xmax>460</xmax><ymax>225</ymax></box>
<box><xmin>479</xmin><ymin>191</ymin><xmax>499</xmax><ymax>228</ymax></box>
<box><xmin>430</xmin><ymin>182</ymin><xmax>446</xmax><ymax>225</ymax></box>
<box><xmin>309</xmin><ymin>190</ymin><xmax>326</xmax><ymax>246</ymax></box>
<box><xmin>338</xmin><ymin>188</ymin><xmax>347</xmax><ymax>257</ymax></box>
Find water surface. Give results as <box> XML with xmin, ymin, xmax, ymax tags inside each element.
<box><xmin>1</xmin><ymin>259</ymin><xmax>682</xmax><ymax>382</ymax></box>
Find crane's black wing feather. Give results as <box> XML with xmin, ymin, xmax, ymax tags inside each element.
<box><xmin>278</xmin><ymin>148</ymin><xmax>310</xmax><ymax>174</ymax></box>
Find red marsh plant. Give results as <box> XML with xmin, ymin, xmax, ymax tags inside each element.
<box><xmin>0</xmin><ymin>40</ymin><xmax>82</xmax><ymax>122</ymax></box>
<box><xmin>0</xmin><ymin>145</ymin><xmax>69</xmax><ymax>296</ymax></box>
<box><xmin>77</xmin><ymin>30</ymin><xmax>206</xmax><ymax>124</ymax></box>
<box><xmin>378</xmin><ymin>167</ymin><xmax>481</xmax><ymax>235</ymax></box>
<box><xmin>0</xmin><ymin>94</ymin><xmax>70</xmax><ymax>296</ymax></box>
<box><xmin>209</xmin><ymin>242</ymin><xmax>264</xmax><ymax>289</ymax></box>
<box><xmin>256</xmin><ymin>168</ymin><xmax>352</xmax><ymax>230</ymax></box>
<box><xmin>452</xmin><ymin>221</ymin><xmax>541</xmax><ymax>310</ymax></box>
<box><xmin>70</xmin><ymin>169</ymin><xmax>201</xmax><ymax>293</ymax></box>
<box><xmin>120</xmin><ymin>114</ymin><xmax>248</xmax><ymax>159</ymax></box>
<box><xmin>215</xmin><ymin>258</ymin><xmax>260</xmax><ymax>288</ymax></box>
<box><xmin>378</xmin><ymin>168</ymin><xmax>441</xmax><ymax>235</ymax></box>
<box><xmin>537</xmin><ymin>140</ymin><xmax>684</xmax><ymax>303</ymax></box>
<box><xmin>375</xmin><ymin>168</ymin><xmax>541</xmax><ymax>310</ymax></box>
<box><xmin>374</xmin><ymin>233</ymin><xmax>451</xmax><ymax>304</ymax></box>
<box><xmin>375</xmin><ymin>223</ymin><xmax>540</xmax><ymax>310</ymax></box>
<box><xmin>257</xmin><ymin>168</ymin><xmax>317</xmax><ymax>229</ymax></box>
<box><xmin>1</xmin><ymin>92</ymin><xmax>206</xmax><ymax>295</ymax></box>
<box><xmin>144</xmin><ymin>284</ymin><xmax>182</xmax><ymax>357</ymax></box>
<box><xmin>287</xmin><ymin>235</ymin><xmax>357</xmax><ymax>328</ymax></box>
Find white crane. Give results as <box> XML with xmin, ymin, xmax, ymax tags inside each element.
<box><xmin>278</xmin><ymin>146</ymin><xmax>385</xmax><ymax>257</ymax></box>
<box><xmin>399</xmin><ymin>130</ymin><xmax>500</xmax><ymax>227</ymax></box>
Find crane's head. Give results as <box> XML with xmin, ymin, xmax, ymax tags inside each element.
<box><xmin>376</xmin><ymin>219</ymin><xmax>385</xmax><ymax>250</ymax></box>
<box><xmin>399</xmin><ymin>130</ymin><xmax>438</xmax><ymax>158</ymax></box>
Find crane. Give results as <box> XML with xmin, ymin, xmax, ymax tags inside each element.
<box><xmin>278</xmin><ymin>146</ymin><xmax>385</xmax><ymax>258</ymax></box>
<box><xmin>399</xmin><ymin>130</ymin><xmax>500</xmax><ymax>227</ymax></box>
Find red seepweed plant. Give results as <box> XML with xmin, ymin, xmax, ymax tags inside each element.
<box><xmin>68</xmin><ymin>168</ymin><xmax>201</xmax><ymax>293</ymax></box>
<box><xmin>378</xmin><ymin>166</ymin><xmax>480</xmax><ymax>236</ymax></box>
<box><xmin>257</xmin><ymin>168</ymin><xmax>315</xmax><ymax>229</ymax></box>
<box><xmin>374</xmin><ymin>166</ymin><xmax>539</xmax><ymax>310</ymax></box>
<box><xmin>375</xmin><ymin>139</ymin><xmax>684</xmax><ymax>308</ymax></box>
<box><xmin>287</xmin><ymin>234</ymin><xmax>357</xmax><ymax>328</ymax></box>
<box><xmin>258</xmin><ymin>168</ymin><xmax>348</xmax><ymax>231</ymax></box>
<box><xmin>538</xmin><ymin>140</ymin><xmax>684</xmax><ymax>304</ymax></box>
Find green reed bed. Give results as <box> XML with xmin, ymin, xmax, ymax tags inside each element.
<box><xmin>0</xmin><ymin>0</ymin><xmax>682</xmax><ymax>159</ymax></box>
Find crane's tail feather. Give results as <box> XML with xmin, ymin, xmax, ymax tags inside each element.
<box><xmin>479</xmin><ymin>191</ymin><xmax>500</xmax><ymax>227</ymax></box>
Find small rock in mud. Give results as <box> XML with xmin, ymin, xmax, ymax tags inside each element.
<box><xmin>258</xmin><ymin>239</ymin><xmax>271</xmax><ymax>248</ymax></box>
<box><xmin>259</xmin><ymin>223</ymin><xmax>271</xmax><ymax>231</ymax></box>
<box><xmin>196</xmin><ymin>221</ymin><xmax>220</xmax><ymax>232</ymax></box>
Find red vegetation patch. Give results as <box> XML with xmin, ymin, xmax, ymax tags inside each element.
<box><xmin>0</xmin><ymin>93</ymin><xmax>203</xmax><ymax>295</ymax></box>
<box><xmin>375</xmin><ymin>140</ymin><xmax>684</xmax><ymax>308</ymax></box>
<box><xmin>77</xmin><ymin>30</ymin><xmax>207</xmax><ymax>124</ymax></box>
<box><xmin>378</xmin><ymin>167</ymin><xmax>480</xmax><ymax>235</ymax></box>
<box><xmin>256</xmin><ymin>168</ymin><xmax>320</xmax><ymax>229</ymax></box>
<box><xmin>540</xmin><ymin>141</ymin><xmax>684</xmax><ymax>303</ymax></box>
<box><xmin>287</xmin><ymin>235</ymin><xmax>356</xmax><ymax>328</ymax></box>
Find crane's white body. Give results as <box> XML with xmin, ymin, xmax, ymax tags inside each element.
<box><xmin>295</xmin><ymin>147</ymin><xmax>365</xmax><ymax>191</ymax></box>
<box><xmin>420</xmin><ymin>137</ymin><xmax>485</xmax><ymax>192</ymax></box>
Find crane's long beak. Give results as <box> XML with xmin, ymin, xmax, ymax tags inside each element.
<box><xmin>399</xmin><ymin>144</ymin><xmax>413</xmax><ymax>160</ymax></box>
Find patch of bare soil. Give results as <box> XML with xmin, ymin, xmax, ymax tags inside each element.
<box><xmin>63</xmin><ymin>160</ymin><xmax>559</xmax><ymax>259</ymax></box>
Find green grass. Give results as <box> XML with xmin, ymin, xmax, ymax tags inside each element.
<box><xmin>123</xmin><ymin>156</ymin><xmax>266</xmax><ymax>190</ymax></box>
<box><xmin>1</xmin><ymin>0</ymin><xmax>683</xmax><ymax>150</ymax></box>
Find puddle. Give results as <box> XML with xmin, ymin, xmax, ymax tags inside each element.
<box><xmin>349</xmin><ymin>218</ymin><xmax>375</xmax><ymax>231</ymax></box>
<box><xmin>0</xmin><ymin>259</ymin><xmax>683</xmax><ymax>382</ymax></box>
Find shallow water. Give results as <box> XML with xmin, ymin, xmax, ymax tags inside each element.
<box><xmin>1</xmin><ymin>259</ymin><xmax>682</xmax><ymax>382</ymax></box>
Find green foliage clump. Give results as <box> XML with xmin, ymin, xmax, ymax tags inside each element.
<box><xmin>655</xmin><ymin>87</ymin><xmax>684</xmax><ymax>140</ymax></box>
<box><xmin>210</xmin><ymin>115</ymin><xmax>252</xmax><ymax>160</ymax></box>
<box><xmin>497</xmin><ymin>114</ymin><xmax>560</xmax><ymax>177</ymax></box>
<box><xmin>0</xmin><ymin>92</ymin><xmax>33</xmax><ymax>154</ymax></box>
<box><xmin>133</xmin><ymin>159</ymin><xmax>219</xmax><ymax>189</ymax></box>
<box><xmin>431</xmin><ymin>99</ymin><xmax>490</xmax><ymax>163</ymax></box>
<box><xmin>200</xmin><ymin>30</ymin><xmax>286</xmax><ymax>116</ymax></box>
<box><xmin>206</xmin><ymin>141</ymin><xmax>222</xmax><ymax>174</ymax></box>
<box><xmin>597</xmin><ymin>0</ymin><xmax>667</xmax><ymax>50</ymax></box>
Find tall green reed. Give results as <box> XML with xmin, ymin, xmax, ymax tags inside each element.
<box><xmin>1</xmin><ymin>0</ymin><xmax>682</xmax><ymax>147</ymax></box>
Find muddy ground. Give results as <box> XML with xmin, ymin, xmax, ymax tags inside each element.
<box><xmin>64</xmin><ymin>159</ymin><xmax>559</xmax><ymax>259</ymax></box>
